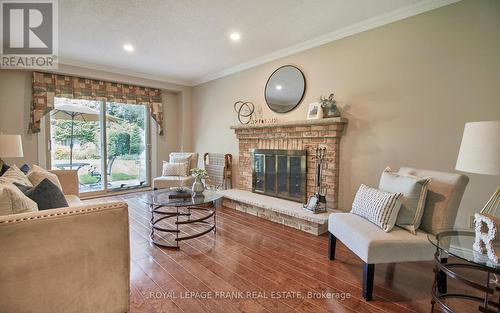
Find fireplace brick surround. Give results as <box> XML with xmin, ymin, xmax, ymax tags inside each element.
<box><xmin>231</xmin><ymin>117</ymin><xmax>348</xmax><ymax>210</ymax></box>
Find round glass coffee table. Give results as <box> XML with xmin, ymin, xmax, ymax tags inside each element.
<box><xmin>141</xmin><ymin>189</ymin><xmax>222</xmax><ymax>249</ymax></box>
<box><xmin>428</xmin><ymin>229</ymin><xmax>500</xmax><ymax>313</ymax></box>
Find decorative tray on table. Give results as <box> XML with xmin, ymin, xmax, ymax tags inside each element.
<box><xmin>167</xmin><ymin>187</ymin><xmax>193</xmax><ymax>199</ymax></box>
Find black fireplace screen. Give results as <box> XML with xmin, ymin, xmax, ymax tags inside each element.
<box><xmin>252</xmin><ymin>149</ymin><xmax>307</xmax><ymax>203</ymax></box>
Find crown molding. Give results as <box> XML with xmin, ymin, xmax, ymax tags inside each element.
<box><xmin>56</xmin><ymin>0</ymin><xmax>460</xmax><ymax>87</ymax></box>
<box><xmin>58</xmin><ymin>57</ymin><xmax>191</xmax><ymax>87</ymax></box>
<box><xmin>191</xmin><ymin>0</ymin><xmax>461</xmax><ymax>86</ymax></box>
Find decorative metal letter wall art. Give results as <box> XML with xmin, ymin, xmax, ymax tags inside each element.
<box><xmin>234</xmin><ymin>101</ymin><xmax>255</xmax><ymax>124</ymax></box>
<box><xmin>249</xmin><ymin>118</ymin><xmax>278</xmax><ymax>125</ymax></box>
<box><xmin>473</xmin><ymin>213</ymin><xmax>500</xmax><ymax>263</ymax></box>
<box><xmin>249</xmin><ymin>103</ymin><xmax>279</xmax><ymax>125</ymax></box>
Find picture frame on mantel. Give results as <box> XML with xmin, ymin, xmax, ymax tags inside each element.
<box><xmin>307</xmin><ymin>102</ymin><xmax>323</xmax><ymax>120</ymax></box>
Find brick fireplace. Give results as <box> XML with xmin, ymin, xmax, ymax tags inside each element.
<box><xmin>231</xmin><ymin>117</ymin><xmax>348</xmax><ymax>209</ymax></box>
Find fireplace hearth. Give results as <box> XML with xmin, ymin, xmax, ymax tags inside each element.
<box><xmin>252</xmin><ymin>149</ymin><xmax>307</xmax><ymax>203</ymax></box>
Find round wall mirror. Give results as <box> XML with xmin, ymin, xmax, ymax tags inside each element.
<box><xmin>265</xmin><ymin>65</ymin><xmax>306</xmax><ymax>113</ymax></box>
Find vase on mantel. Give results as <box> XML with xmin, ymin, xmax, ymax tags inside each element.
<box><xmin>320</xmin><ymin>93</ymin><xmax>341</xmax><ymax>118</ymax></box>
<box><xmin>192</xmin><ymin>176</ymin><xmax>205</xmax><ymax>196</ymax></box>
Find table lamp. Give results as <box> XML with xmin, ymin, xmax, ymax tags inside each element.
<box><xmin>455</xmin><ymin>121</ymin><xmax>500</xmax><ymax>215</ymax></box>
<box><xmin>0</xmin><ymin>133</ymin><xmax>24</xmax><ymax>168</ymax></box>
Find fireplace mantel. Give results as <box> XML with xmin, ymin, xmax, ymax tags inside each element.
<box><xmin>230</xmin><ymin>117</ymin><xmax>347</xmax><ymax>130</ymax></box>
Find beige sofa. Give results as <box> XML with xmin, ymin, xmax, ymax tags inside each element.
<box><xmin>0</xmin><ymin>170</ymin><xmax>130</xmax><ymax>313</ymax></box>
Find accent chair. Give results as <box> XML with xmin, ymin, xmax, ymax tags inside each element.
<box><xmin>153</xmin><ymin>152</ymin><xmax>199</xmax><ymax>189</ymax></box>
<box><xmin>327</xmin><ymin>167</ymin><xmax>469</xmax><ymax>300</ymax></box>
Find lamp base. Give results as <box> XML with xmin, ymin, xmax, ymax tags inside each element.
<box><xmin>479</xmin><ymin>186</ymin><xmax>500</xmax><ymax>216</ymax></box>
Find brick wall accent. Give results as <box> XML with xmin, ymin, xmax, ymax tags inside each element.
<box><xmin>231</xmin><ymin>118</ymin><xmax>347</xmax><ymax>209</ymax></box>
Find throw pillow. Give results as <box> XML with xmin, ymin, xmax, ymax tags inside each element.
<box><xmin>162</xmin><ymin>161</ymin><xmax>189</xmax><ymax>177</ymax></box>
<box><xmin>351</xmin><ymin>184</ymin><xmax>403</xmax><ymax>232</ymax></box>
<box><xmin>170</xmin><ymin>155</ymin><xmax>192</xmax><ymax>175</ymax></box>
<box><xmin>0</xmin><ymin>165</ymin><xmax>33</xmax><ymax>186</ymax></box>
<box><xmin>15</xmin><ymin>179</ymin><xmax>68</xmax><ymax>210</ymax></box>
<box><xmin>27</xmin><ymin>164</ymin><xmax>63</xmax><ymax>191</ymax></box>
<box><xmin>379</xmin><ymin>167</ymin><xmax>431</xmax><ymax>234</ymax></box>
<box><xmin>0</xmin><ymin>182</ymin><xmax>38</xmax><ymax>216</ymax></box>
<box><xmin>20</xmin><ymin>164</ymin><xmax>30</xmax><ymax>174</ymax></box>
<box><xmin>0</xmin><ymin>163</ymin><xmax>10</xmax><ymax>176</ymax></box>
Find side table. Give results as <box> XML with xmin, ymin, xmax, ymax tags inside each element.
<box><xmin>428</xmin><ymin>229</ymin><xmax>500</xmax><ymax>313</ymax></box>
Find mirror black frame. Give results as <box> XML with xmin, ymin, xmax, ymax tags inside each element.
<box><xmin>264</xmin><ymin>65</ymin><xmax>306</xmax><ymax>114</ymax></box>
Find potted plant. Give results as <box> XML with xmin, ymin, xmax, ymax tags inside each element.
<box><xmin>191</xmin><ymin>168</ymin><xmax>208</xmax><ymax>196</ymax></box>
<box><xmin>319</xmin><ymin>93</ymin><xmax>341</xmax><ymax>118</ymax></box>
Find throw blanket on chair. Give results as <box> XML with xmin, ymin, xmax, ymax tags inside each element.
<box><xmin>203</xmin><ymin>153</ymin><xmax>232</xmax><ymax>189</ymax></box>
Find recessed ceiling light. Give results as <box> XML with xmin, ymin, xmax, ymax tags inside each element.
<box><xmin>123</xmin><ymin>44</ymin><xmax>134</xmax><ymax>52</ymax></box>
<box><xmin>229</xmin><ymin>32</ymin><xmax>241</xmax><ymax>42</ymax></box>
<box><xmin>275</xmin><ymin>85</ymin><xmax>282</xmax><ymax>90</ymax></box>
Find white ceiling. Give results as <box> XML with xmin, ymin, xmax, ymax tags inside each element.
<box><xmin>58</xmin><ymin>0</ymin><xmax>458</xmax><ymax>86</ymax></box>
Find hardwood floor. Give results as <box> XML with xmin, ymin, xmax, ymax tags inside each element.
<box><xmin>87</xmin><ymin>192</ymin><xmax>479</xmax><ymax>313</ymax></box>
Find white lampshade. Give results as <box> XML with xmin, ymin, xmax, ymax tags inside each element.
<box><xmin>456</xmin><ymin>121</ymin><xmax>500</xmax><ymax>176</ymax></box>
<box><xmin>0</xmin><ymin>134</ymin><xmax>24</xmax><ymax>158</ymax></box>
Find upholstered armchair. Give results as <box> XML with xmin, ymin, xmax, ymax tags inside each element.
<box><xmin>328</xmin><ymin>167</ymin><xmax>469</xmax><ymax>300</ymax></box>
<box><xmin>153</xmin><ymin>152</ymin><xmax>199</xmax><ymax>190</ymax></box>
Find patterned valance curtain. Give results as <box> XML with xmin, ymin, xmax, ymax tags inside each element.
<box><xmin>30</xmin><ymin>72</ymin><xmax>164</xmax><ymax>135</ymax></box>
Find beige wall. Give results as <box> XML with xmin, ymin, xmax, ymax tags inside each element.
<box><xmin>0</xmin><ymin>71</ymin><xmax>36</xmax><ymax>165</ymax></box>
<box><xmin>0</xmin><ymin>65</ymin><xmax>192</xmax><ymax>177</ymax></box>
<box><xmin>191</xmin><ymin>0</ymin><xmax>500</xmax><ymax>227</ymax></box>
<box><xmin>1</xmin><ymin>0</ymin><xmax>499</xmax><ymax>227</ymax></box>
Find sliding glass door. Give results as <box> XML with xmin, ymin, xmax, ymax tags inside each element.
<box><xmin>49</xmin><ymin>97</ymin><xmax>150</xmax><ymax>194</ymax></box>
<box><xmin>106</xmin><ymin>102</ymin><xmax>149</xmax><ymax>190</ymax></box>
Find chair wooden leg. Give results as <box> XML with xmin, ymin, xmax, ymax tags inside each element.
<box><xmin>363</xmin><ymin>263</ymin><xmax>375</xmax><ymax>301</ymax></box>
<box><xmin>437</xmin><ymin>257</ymin><xmax>448</xmax><ymax>293</ymax></box>
<box><xmin>328</xmin><ymin>232</ymin><xmax>336</xmax><ymax>260</ymax></box>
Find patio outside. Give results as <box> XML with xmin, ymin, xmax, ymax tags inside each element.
<box><xmin>50</xmin><ymin>98</ymin><xmax>148</xmax><ymax>193</ymax></box>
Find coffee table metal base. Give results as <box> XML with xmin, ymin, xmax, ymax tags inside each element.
<box><xmin>149</xmin><ymin>204</ymin><xmax>216</xmax><ymax>249</ymax></box>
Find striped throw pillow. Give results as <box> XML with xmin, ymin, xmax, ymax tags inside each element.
<box><xmin>0</xmin><ymin>182</ymin><xmax>38</xmax><ymax>216</ymax></box>
<box><xmin>0</xmin><ymin>165</ymin><xmax>33</xmax><ymax>187</ymax></box>
<box><xmin>351</xmin><ymin>184</ymin><xmax>403</xmax><ymax>232</ymax></box>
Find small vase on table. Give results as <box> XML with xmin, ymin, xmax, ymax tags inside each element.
<box><xmin>190</xmin><ymin>168</ymin><xmax>209</xmax><ymax>197</ymax></box>
<box><xmin>192</xmin><ymin>176</ymin><xmax>205</xmax><ymax>196</ymax></box>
